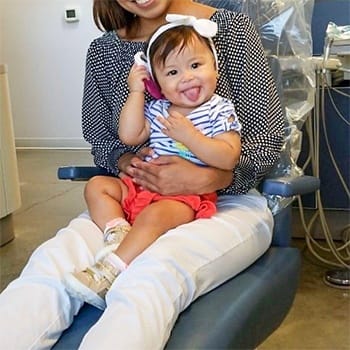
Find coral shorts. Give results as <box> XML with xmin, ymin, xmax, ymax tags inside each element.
<box><xmin>121</xmin><ymin>176</ymin><xmax>217</xmax><ymax>224</ymax></box>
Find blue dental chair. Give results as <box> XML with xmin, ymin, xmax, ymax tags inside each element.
<box><xmin>54</xmin><ymin>1</ymin><xmax>319</xmax><ymax>348</ymax></box>
<box><xmin>54</xmin><ymin>171</ymin><xmax>319</xmax><ymax>349</ymax></box>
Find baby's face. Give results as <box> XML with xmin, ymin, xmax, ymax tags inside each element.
<box><xmin>153</xmin><ymin>39</ymin><xmax>218</xmax><ymax>109</ymax></box>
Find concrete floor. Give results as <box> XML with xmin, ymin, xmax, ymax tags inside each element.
<box><xmin>1</xmin><ymin>149</ymin><xmax>349</xmax><ymax>349</ymax></box>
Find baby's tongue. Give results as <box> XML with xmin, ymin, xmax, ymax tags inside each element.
<box><xmin>183</xmin><ymin>87</ymin><xmax>200</xmax><ymax>101</ymax></box>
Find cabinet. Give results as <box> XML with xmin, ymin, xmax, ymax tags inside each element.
<box><xmin>0</xmin><ymin>64</ymin><xmax>21</xmax><ymax>245</ymax></box>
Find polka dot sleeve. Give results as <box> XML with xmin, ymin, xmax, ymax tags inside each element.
<box><xmin>212</xmin><ymin>11</ymin><xmax>284</xmax><ymax>195</ymax></box>
<box><xmin>82</xmin><ymin>35</ymin><xmax>147</xmax><ymax>175</ymax></box>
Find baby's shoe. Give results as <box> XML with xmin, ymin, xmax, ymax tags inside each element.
<box><xmin>63</xmin><ymin>254</ymin><xmax>126</xmax><ymax>310</ymax></box>
<box><xmin>95</xmin><ymin>218</ymin><xmax>131</xmax><ymax>262</ymax></box>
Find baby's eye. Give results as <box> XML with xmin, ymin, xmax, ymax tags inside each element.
<box><xmin>167</xmin><ymin>69</ymin><xmax>177</xmax><ymax>76</ymax></box>
<box><xmin>191</xmin><ymin>62</ymin><xmax>200</xmax><ymax>69</ymax></box>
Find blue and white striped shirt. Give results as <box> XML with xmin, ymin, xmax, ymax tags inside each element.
<box><xmin>144</xmin><ymin>94</ymin><xmax>241</xmax><ymax>166</ymax></box>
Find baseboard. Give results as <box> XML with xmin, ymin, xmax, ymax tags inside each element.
<box><xmin>15</xmin><ymin>137</ymin><xmax>90</xmax><ymax>149</ymax></box>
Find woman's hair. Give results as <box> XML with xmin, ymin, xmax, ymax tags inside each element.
<box><xmin>93</xmin><ymin>0</ymin><xmax>135</xmax><ymax>32</ymax></box>
<box><xmin>149</xmin><ymin>26</ymin><xmax>216</xmax><ymax>74</ymax></box>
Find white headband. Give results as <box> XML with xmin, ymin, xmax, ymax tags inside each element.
<box><xmin>140</xmin><ymin>14</ymin><xmax>219</xmax><ymax>80</ymax></box>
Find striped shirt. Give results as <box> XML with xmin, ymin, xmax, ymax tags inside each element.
<box><xmin>145</xmin><ymin>95</ymin><xmax>241</xmax><ymax>166</ymax></box>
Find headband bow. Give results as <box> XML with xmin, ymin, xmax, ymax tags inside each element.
<box><xmin>163</xmin><ymin>14</ymin><xmax>218</xmax><ymax>38</ymax></box>
<box><xmin>146</xmin><ymin>14</ymin><xmax>218</xmax><ymax>66</ymax></box>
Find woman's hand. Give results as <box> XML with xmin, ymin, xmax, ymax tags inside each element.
<box><xmin>123</xmin><ymin>154</ymin><xmax>233</xmax><ymax>195</ymax></box>
<box><xmin>117</xmin><ymin>148</ymin><xmax>154</xmax><ymax>177</ymax></box>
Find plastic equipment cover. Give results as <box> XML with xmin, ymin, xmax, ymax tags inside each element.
<box><xmin>240</xmin><ymin>0</ymin><xmax>315</xmax><ymax>213</ymax></box>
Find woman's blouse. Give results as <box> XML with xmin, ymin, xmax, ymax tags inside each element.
<box><xmin>82</xmin><ymin>9</ymin><xmax>284</xmax><ymax>195</ymax></box>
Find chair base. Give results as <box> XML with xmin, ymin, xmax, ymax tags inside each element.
<box><xmin>323</xmin><ymin>269</ymin><xmax>350</xmax><ymax>290</ymax></box>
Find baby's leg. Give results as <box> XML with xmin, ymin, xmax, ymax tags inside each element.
<box><xmin>63</xmin><ymin>200</ymin><xmax>194</xmax><ymax>309</ymax></box>
<box><xmin>84</xmin><ymin>176</ymin><xmax>129</xmax><ymax>231</ymax></box>
<box><xmin>115</xmin><ymin>199</ymin><xmax>195</xmax><ymax>264</ymax></box>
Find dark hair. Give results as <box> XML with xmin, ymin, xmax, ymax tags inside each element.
<box><xmin>93</xmin><ymin>0</ymin><xmax>135</xmax><ymax>32</ymax></box>
<box><xmin>149</xmin><ymin>26</ymin><xmax>215</xmax><ymax>74</ymax></box>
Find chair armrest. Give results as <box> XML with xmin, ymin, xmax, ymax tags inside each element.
<box><xmin>58</xmin><ymin>168</ymin><xmax>320</xmax><ymax>198</ymax></box>
<box><xmin>57</xmin><ymin>166</ymin><xmax>112</xmax><ymax>181</ymax></box>
<box><xmin>261</xmin><ymin>175</ymin><xmax>320</xmax><ymax>197</ymax></box>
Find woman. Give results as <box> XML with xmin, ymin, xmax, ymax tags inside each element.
<box><xmin>0</xmin><ymin>0</ymin><xmax>284</xmax><ymax>349</ymax></box>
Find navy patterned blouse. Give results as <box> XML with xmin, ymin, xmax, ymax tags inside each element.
<box><xmin>82</xmin><ymin>9</ymin><xmax>284</xmax><ymax>195</ymax></box>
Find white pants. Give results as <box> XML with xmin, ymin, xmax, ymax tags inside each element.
<box><xmin>0</xmin><ymin>191</ymin><xmax>273</xmax><ymax>350</ymax></box>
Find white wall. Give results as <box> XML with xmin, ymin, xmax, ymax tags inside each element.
<box><xmin>0</xmin><ymin>0</ymin><xmax>100</xmax><ymax>148</ymax></box>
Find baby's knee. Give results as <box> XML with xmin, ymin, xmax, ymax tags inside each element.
<box><xmin>84</xmin><ymin>176</ymin><xmax>112</xmax><ymax>199</ymax></box>
<box><xmin>84</xmin><ymin>176</ymin><xmax>126</xmax><ymax>203</ymax></box>
<box><xmin>84</xmin><ymin>176</ymin><xmax>101</xmax><ymax>198</ymax></box>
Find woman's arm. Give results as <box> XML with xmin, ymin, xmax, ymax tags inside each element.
<box><xmin>82</xmin><ymin>40</ymin><xmax>139</xmax><ymax>175</ymax></box>
<box><xmin>120</xmin><ymin>152</ymin><xmax>232</xmax><ymax>195</ymax></box>
<box><xmin>215</xmin><ymin>12</ymin><xmax>285</xmax><ymax>194</ymax></box>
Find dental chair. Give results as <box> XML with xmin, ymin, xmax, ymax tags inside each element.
<box><xmin>54</xmin><ymin>1</ymin><xmax>319</xmax><ymax>348</ymax></box>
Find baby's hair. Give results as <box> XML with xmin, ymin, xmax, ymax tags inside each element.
<box><xmin>148</xmin><ymin>26</ymin><xmax>217</xmax><ymax>79</ymax></box>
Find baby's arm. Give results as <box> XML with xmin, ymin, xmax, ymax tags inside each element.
<box><xmin>119</xmin><ymin>64</ymin><xmax>150</xmax><ymax>146</ymax></box>
<box><xmin>157</xmin><ymin>111</ymin><xmax>241</xmax><ymax>170</ymax></box>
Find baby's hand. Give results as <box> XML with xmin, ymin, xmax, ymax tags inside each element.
<box><xmin>157</xmin><ymin>111</ymin><xmax>197</xmax><ymax>143</ymax></box>
<box><xmin>128</xmin><ymin>64</ymin><xmax>149</xmax><ymax>93</ymax></box>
